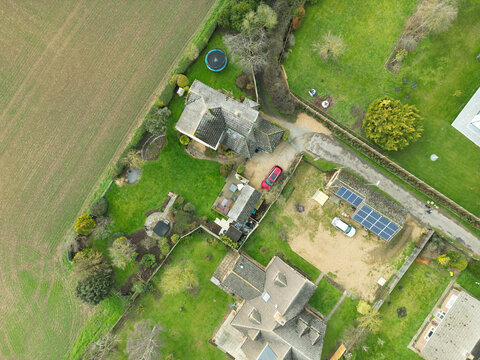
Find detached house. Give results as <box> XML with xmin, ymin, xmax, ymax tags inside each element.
<box><xmin>211</xmin><ymin>252</ymin><xmax>326</xmax><ymax>360</ymax></box>
<box><xmin>175</xmin><ymin>80</ymin><xmax>284</xmax><ymax>158</ymax></box>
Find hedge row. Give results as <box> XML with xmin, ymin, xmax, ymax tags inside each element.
<box><xmin>295</xmin><ymin>99</ymin><xmax>480</xmax><ymax>230</ymax></box>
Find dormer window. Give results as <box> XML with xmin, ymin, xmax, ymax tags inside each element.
<box><xmin>262</xmin><ymin>292</ymin><xmax>271</xmax><ymax>302</ymax></box>
<box><xmin>274</xmin><ymin>271</ymin><xmax>287</xmax><ymax>287</ymax></box>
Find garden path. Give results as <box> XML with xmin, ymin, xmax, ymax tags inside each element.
<box><xmin>263</xmin><ymin>112</ymin><xmax>480</xmax><ymax>255</ymax></box>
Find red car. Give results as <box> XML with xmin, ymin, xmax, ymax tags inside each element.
<box><xmin>261</xmin><ymin>166</ymin><xmax>283</xmax><ymax>190</ymax></box>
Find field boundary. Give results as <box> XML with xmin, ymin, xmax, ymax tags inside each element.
<box><xmin>289</xmin><ymin>92</ymin><xmax>480</xmax><ymax>229</ymax></box>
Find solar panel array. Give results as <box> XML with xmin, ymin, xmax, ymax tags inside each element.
<box><xmin>336</xmin><ymin>186</ymin><xmax>364</xmax><ymax>207</ymax></box>
<box><xmin>353</xmin><ymin>204</ymin><xmax>399</xmax><ymax>241</ymax></box>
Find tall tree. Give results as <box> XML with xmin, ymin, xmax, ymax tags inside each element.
<box><xmin>242</xmin><ymin>4</ymin><xmax>277</xmax><ymax>32</ymax></box>
<box><xmin>126</xmin><ymin>320</ymin><xmax>164</xmax><ymax>360</ymax></box>
<box><xmin>109</xmin><ymin>236</ymin><xmax>137</xmax><ymax>269</ymax></box>
<box><xmin>144</xmin><ymin>107</ymin><xmax>171</xmax><ymax>136</ymax></box>
<box><xmin>363</xmin><ymin>97</ymin><xmax>423</xmax><ymax>151</ymax></box>
<box><xmin>358</xmin><ymin>309</ymin><xmax>382</xmax><ymax>334</ymax></box>
<box><xmin>73</xmin><ymin>248</ymin><xmax>110</xmax><ymax>279</ymax></box>
<box><xmin>75</xmin><ymin>271</ymin><xmax>114</xmax><ymax>305</ymax></box>
<box><xmin>223</xmin><ymin>30</ymin><xmax>268</xmax><ymax>73</ymax></box>
<box><xmin>158</xmin><ymin>262</ymin><xmax>197</xmax><ymax>296</ymax></box>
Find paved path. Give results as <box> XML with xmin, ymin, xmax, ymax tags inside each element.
<box><xmin>264</xmin><ymin>113</ymin><xmax>480</xmax><ymax>255</ymax></box>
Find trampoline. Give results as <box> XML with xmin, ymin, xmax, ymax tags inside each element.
<box><xmin>205</xmin><ymin>49</ymin><xmax>227</xmax><ymax>71</ymax></box>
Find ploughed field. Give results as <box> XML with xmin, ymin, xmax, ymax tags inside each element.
<box><xmin>0</xmin><ymin>0</ymin><xmax>215</xmax><ymax>358</ymax></box>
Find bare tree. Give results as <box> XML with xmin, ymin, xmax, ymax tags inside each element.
<box><xmin>313</xmin><ymin>32</ymin><xmax>346</xmax><ymax>61</ymax></box>
<box><xmin>223</xmin><ymin>30</ymin><xmax>268</xmax><ymax>74</ymax></box>
<box><xmin>85</xmin><ymin>332</ymin><xmax>117</xmax><ymax>360</ymax></box>
<box><xmin>109</xmin><ymin>236</ymin><xmax>137</xmax><ymax>269</ymax></box>
<box><xmin>358</xmin><ymin>309</ymin><xmax>382</xmax><ymax>334</ymax></box>
<box><xmin>126</xmin><ymin>320</ymin><xmax>164</xmax><ymax>360</ymax></box>
<box><xmin>418</xmin><ymin>0</ymin><xmax>458</xmax><ymax>34</ymax></box>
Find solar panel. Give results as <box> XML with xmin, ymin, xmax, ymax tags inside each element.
<box><xmin>352</xmin><ymin>204</ymin><xmax>400</xmax><ymax>241</ymax></box>
<box><xmin>336</xmin><ymin>186</ymin><xmax>364</xmax><ymax>207</ymax></box>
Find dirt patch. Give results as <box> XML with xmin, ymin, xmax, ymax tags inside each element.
<box><xmin>295</xmin><ymin>112</ymin><xmax>332</xmax><ymax>135</ymax></box>
<box><xmin>244</xmin><ymin>141</ymin><xmax>298</xmax><ymax>190</ymax></box>
<box><xmin>278</xmin><ymin>165</ymin><xmax>424</xmax><ymax>301</ymax></box>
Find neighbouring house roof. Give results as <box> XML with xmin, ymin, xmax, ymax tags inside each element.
<box><xmin>175</xmin><ymin>80</ymin><xmax>284</xmax><ymax>158</ymax></box>
<box><xmin>226</xmin><ymin>225</ymin><xmax>243</xmax><ymax>242</ymax></box>
<box><xmin>421</xmin><ymin>291</ymin><xmax>480</xmax><ymax>360</ymax></box>
<box><xmin>328</xmin><ymin>169</ymin><xmax>407</xmax><ymax>227</ymax></box>
<box><xmin>451</xmin><ymin>87</ymin><xmax>480</xmax><ymax>147</ymax></box>
<box><xmin>211</xmin><ymin>252</ymin><xmax>324</xmax><ymax>360</ymax></box>
<box><xmin>227</xmin><ymin>185</ymin><xmax>262</xmax><ymax>226</ymax></box>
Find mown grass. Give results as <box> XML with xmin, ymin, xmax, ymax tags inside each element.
<box><xmin>111</xmin><ymin>231</ymin><xmax>232</xmax><ymax>359</ymax></box>
<box><xmin>284</xmin><ymin>0</ymin><xmax>480</xmax><ymax>214</ymax></box>
<box><xmin>321</xmin><ymin>296</ymin><xmax>358</xmax><ymax>359</ymax></box>
<box><xmin>309</xmin><ymin>278</ymin><xmax>343</xmax><ymax>316</ymax></box>
<box><xmin>457</xmin><ymin>268</ymin><xmax>480</xmax><ymax>299</ymax></box>
<box><xmin>353</xmin><ymin>262</ymin><xmax>450</xmax><ymax>359</ymax></box>
<box><xmin>188</xmin><ymin>31</ymin><xmax>245</xmax><ymax>98</ymax></box>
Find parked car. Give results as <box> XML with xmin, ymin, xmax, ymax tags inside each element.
<box><xmin>331</xmin><ymin>217</ymin><xmax>356</xmax><ymax>237</ymax></box>
<box><xmin>261</xmin><ymin>166</ymin><xmax>283</xmax><ymax>190</ymax></box>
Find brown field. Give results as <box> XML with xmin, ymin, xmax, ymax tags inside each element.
<box><xmin>0</xmin><ymin>0</ymin><xmax>216</xmax><ymax>358</ymax></box>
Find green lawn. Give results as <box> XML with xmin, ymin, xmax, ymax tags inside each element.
<box><xmin>353</xmin><ymin>262</ymin><xmax>450</xmax><ymax>359</ymax></box>
<box><xmin>457</xmin><ymin>268</ymin><xmax>480</xmax><ymax>299</ymax></box>
<box><xmin>188</xmin><ymin>31</ymin><xmax>245</xmax><ymax>98</ymax></box>
<box><xmin>105</xmin><ymin>31</ymin><xmax>244</xmax><ymax>235</ymax></box>
<box><xmin>309</xmin><ymin>279</ymin><xmax>343</xmax><ymax>316</ymax></box>
<box><xmin>284</xmin><ymin>0</ymin><xmax>480</xmax><ymax>214</ymax></box>
<box><xmin>112</xmin><ymin>231</ymin><xmax>232</xmax><ymax>359</ymax></box>
<box><xmin>321</xmin><ymin>296</ymin><xmax>358</xmax><ymax>360</ymax></box>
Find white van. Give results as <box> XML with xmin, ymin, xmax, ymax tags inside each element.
<box><xmin>331</xmin><ymin>217</ymin><xmax>356</xmax><ymax>237</ymax></box>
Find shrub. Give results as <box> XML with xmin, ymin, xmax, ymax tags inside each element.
<box><xmin>140</xmin><ymin>254</ymin><xmax>157</xmax><ymax>269</ymax></box>
<box><xmin>158</xmin><ymin>262</ymin><xmax>198</xmax><ymax>296</ymax></box>
<box><xmin>220</xmin><ymin>234</ymin><xmax>239</xmax><ymax>249</ymax></box>
<box><xmin>395</xmin><ymin>48</ymin><xmax>408</xmax><ymax>63</ymax></box>
<box><xmin>438</xmin><ymin>254</ymin><xmax>450</xmax><ymax>266</ymax></box>
<box><xmin>357</xmin><ymin>300</ymin><xmax>372</xmax><ymax>315</ymax></box>
<box><xmin>90</xmin><ymin>197</ymin><xmax>109</xmax><ymax>217</ymax></box>
<box><xmin>109</xmin><ymin>236</ymin><xmax>137</xmax><ymax>270</ymax></box>
<box><xmin>75</xmin><ymin>272</ymin><xmax>114</xmax><ymax>305</ymax></box>
<box><xmin>448</xmin><ymin>251</ymin><xmax>468</xmax><ymax>271</ymax></box>
<box><xmin>179</xmin><ymin>134</ymin><xmax>190</xmax><ymax>146</ymax></box>
<box><xmin>73</xmin><ymin>248</ymin><xmax>110</xmax><ymax>278</ymax></box>
<box><xmin>169</xmin><ymin>74</ymin><xmax>189</xmax><ymax>87</ymax></box>
<box><xmin>204</xmin><ymin>148</ymin><xmax>217</xmax><ymax>158</ymax></box>
<box><xmin>363</xmin><ymin>97</ymin><xmax>423</xmax><ymax>151</ymax></box>
<box><xmin>183</xmin><ymin>202</ymin><xmax>196</xmax><ymax>213</ymax></box>
<box><xmin>145</xmin><ymin>107</ymin><xmax>171</xmax><ymax>136</ymax></box>
<box><xmin>132</xmin><ymin>281</ymin><xmax>151</xmax><ymax>295</ymax></box>
<box><xmin>236</xmin><ymin>164</ymin><xmax>245</xmax><ymax>175</ymax></box>
<box><xmin>122</xmin><ymin>150</ymin><xmax>144</xmax><ymax>169</ymax></box>
<box><xmin>218</xmin><ymin>0</ymin><xmax>260</xmax><ymax>32</ymax></box>
<box><xmin>313</xmin><ymin>32</ymin><xmax>346</xmax><ymax>61</ymax></box>
<box><xmin>467</xmin><ymin>261</ymin><xmax>480</xmax><ymax>277</ymax></box>
<box><xmin>171</xmin><ymin>234</ymin><xmax>180</xmax><ymax>244</ymax></box>
<box><xmin>74</xmin><ymin>214</ymin><xmax>96</xmax><ymax>236</ymax></box>
<box><xmin>220</xmin><ymin>162</ymin><xmax>234</xmax><ymax>177</ymax></box>
<box><xmin>159</xmin><ymin>238</ymin><xmax>171</xmax><ymax>256</ymax></box>
<box><xmin>174</xmin><ymin>211</ymin><xmax>191</xmax><ymax>234</ymax></box>
<box><xmin>176</xmin><ymin>196</ymin><xmax>185</xmax><ymax>206</ymax></box>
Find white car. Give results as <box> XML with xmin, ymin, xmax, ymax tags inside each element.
<box><xmin>331</xmin><ymin>217</ymin><xmax>356</xmax><ymax>237</ymax></box>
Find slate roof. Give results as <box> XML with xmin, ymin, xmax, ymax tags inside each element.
<box><xmin>211</xmin><ymin>253</ymin><xmax>324</xmax><ymax>360</ymax></box>
<box><xmin>422</xmin><ymin>291</ymin><xmax>480</xmax><ymax>360</ymax></box>
<box><xmin>227</xmin><ymin>185</ymin><xmax>262</xmax><ymax>226</ymax></box>
<box><xmin>328</xmin><ymin>169</ymin><xmax>407</xmax><ymax>226</ymax></box>
<box><xmin>175</xmin><ymin>80</ymin><xmax>284</xmax><ymax>158</ymax></box>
